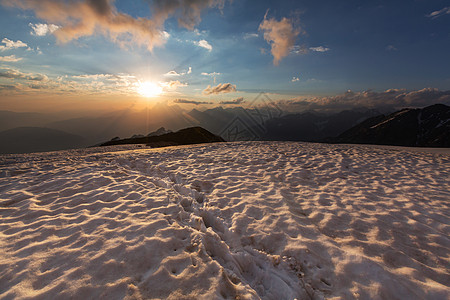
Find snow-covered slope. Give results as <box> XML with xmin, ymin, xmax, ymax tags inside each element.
<box><xmin>0</xmin><ymin>142</ymin><xmax>449</xmax><ymax>299</ymax></box>
<box><xmin>333</xmin><ymin>104</ymin><xmax>450</xmax><ymax>147</ymax></box>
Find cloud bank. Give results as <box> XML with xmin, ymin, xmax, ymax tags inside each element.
<box><xmin>203</xmin><ymin>83</ymin><xmax>236</xmax><ymax>95</ymax></box>
<box><xmin>2</xmin><ymin>0</ymin><xmax>226</xmax><ymax>51</ymax></box>
<box><xmin>277</xmin><ymin>88</ymin><xmax>450</xmax><ymax>112</ymax></box>
<box><xmin>220</xmin><ymin>97</ymin><xmax>245</xmax><ymax>105</ymax></box>
<box><xmin>259</xmin><ymin>14</ymin><xmax>300</xmax><ymax>65</ymax></box>
<box><xmin>174</xmin><ymin>99</ymin><xmax>212</xmax><ymax>105</ymax></box>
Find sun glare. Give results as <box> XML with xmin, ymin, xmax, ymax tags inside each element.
<box><xmin>138</xmin><ymin>81</ymin><xmax>163</xmax><ymax>98</ymax></box>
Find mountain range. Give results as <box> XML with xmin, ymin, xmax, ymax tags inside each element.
<box><xmin>330</xmin><ymin>104</ymin><xmax>450</xmax><ymax>147</ymax></box>
<box><xmin>0</xmin><ymin>103</ymin><xmax>448</xmax><ymax>154</ymax></box>
<box><xmin>99</xmin><ymin>127</ymin><xmax>225</xmax><ymax>148</ymax></box>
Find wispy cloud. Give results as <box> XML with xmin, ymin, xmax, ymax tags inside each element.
<box><xmin>259</xmin><ymin>13</ymin><xmax>300</xmax><ymax>65</ymax></box>
<box><xmin>194</xmin><ymin>39</ymin><xmax>212</xmax><ymax>51</ymax></box>
<box><xmin>309</xmin><ymin>46</ymin><xmax>330</xmax><ymax>52</ymax></box>
<box><xmin>72</xmin><ymin>74</ymin><xmax>117</xmax><ymax>80</ymax></box>
<box><xmin>0</xmin><ymin>55</ymin><xmax>22</xmax><ymax>62</ymax></box>
<box><xmin>219</xmin><ymin>97</ymin><xmax>245</xmax><ymax>105</ymax></box>
<box><xmin>290</xmin><ymin>45</ymin><xmax>307</xmax><ymax>54</ymax></box>
<box><xmin>427</xmin><ymin>7</ymin><xmax>450</xmax><ymax>18</ymax></box>
<box><xmin>161</xmin><ymin>80</ymin><xmax>188</xmax><ymax>90</ymax></box>
<box><xmin>2</xmin><ymin>0</ymin><xmax>226</xmax><ymax>51</ymax></box>
<box><xmin>385</xmin><ymin>45</ymin><xmax>397</xmax><ymax>51</ymax></box>
<box><xmin>243</xmin><ymin>33</ymin><xmax>259</xmax><ymax>39</ymax></box>
<box><xmin>164</xmin><ymin>71</ymin><xmax>181</xmax><ymax>77</ymax></box>
<box><xmin>174</xmin><ymin>99</ymin><xmax>212</xmax><ymax>105</ymax></box>
<box><xmin>29</xmin><ymin>23</ymin><xmax>60</xmax><ymax>36</ymax></box>
<box><xmin>164</xmin><ymin>67</ymin><xmax>192</xmax><ymax>77</ymax></box>
<box><xmin>203</xmin><ymin>83</ymin><xmax>236</xmax><ymax>95</ymax></box>
<box><xmin>0</xmin><ymin>38</ymin><xmax>28</xmax><ymax>51</ymax></box>
<box><xmin>201</xmin><ymin>72</ymin><xmax>221</xmax><ymax>76</ymax></box>
<box><xmin>201</xmin><ymin>71</ymin><xmax>220</xmax><ymax>84</ymax></box>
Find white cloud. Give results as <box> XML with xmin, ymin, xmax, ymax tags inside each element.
<box><xmin>291</xmin><ymin>77</ymin><xmax>300</xmax><ymax>82</ymax></box>
<box><xmin>243</xmin><ymin>33</ymin><xmax>259</xmax><ymax>39</ymax></box>
<box><xmin>195</xmin><ymin>39</ymin><xmax>212</xmax><ymax>51</ymax></box>
<box><xmin>0</xmin><ymin>55</ymin><xmax>22</xmax><ymax>62</ymax></box>
<box><xmin>290</xmin><ymin>45</ymin><xmax>307</xmax><ymax>54</ymax></box>
<box><xmin>161</xmin><ymin>31</ymin><xmax>170</xmax><ymax>40</ymax></box>
<box><xmin>310</xmin><ymin>46</ymin><xmax>330</xmax><ymax>52</ymax></box>
<box><xmin>427</xmin><ymin>7</ymin><xmax>450</xmax><ymax>18</ymax></box>
<box><xmin>164</xmin><ymin>67</ymin><xmax>192</xmax><ymax>77</ymax></box>
<box><xmin>164</xmin><ymin>71</ymin><xmax>181</xmax><ymax>77</ymax></box>
<box><xmin>29</xmin><ymin>23</ymin><xmax>60</xmax><ymax>36</ymax></box>
<box><xmin>73</xmin><ymin>74</ymin><xmax>112</xmax><ymax>80</ymax></box>
<box><xmin>0</xmin><ymin>38</ymin><xmax>28</xmax><ymax>51</ymax></box>
<box><xmin>201</xmin><ymin>72</ymin><xmax>221</xmax><ymax>76</ymax></box>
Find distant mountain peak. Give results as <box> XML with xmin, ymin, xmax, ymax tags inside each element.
<box><xmin>147</xmin><ymin>127</ymin><xmax>172</xmax><ymax>137</ymax></box>
<box><xmin>331</xmin><ymin>104</ymin><xmax>449</xmax><ymax>147</ymax></box>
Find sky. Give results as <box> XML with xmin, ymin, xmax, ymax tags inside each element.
<box><xmin>0</xmin><ymin>0</ymin><xmax>449</xmax><ymax>113</ymax></box>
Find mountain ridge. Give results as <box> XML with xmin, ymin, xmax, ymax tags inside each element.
<box><xmin>99</xmin><ymin>126</ymin><xmax>225</xmax><ymax>147</ymax></box>
<box><xmin>328</xmin><ymin>104</ymin><xmax>449</xmax><ymax>147</ymax></box>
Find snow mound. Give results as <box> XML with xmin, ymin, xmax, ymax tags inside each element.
<box><xmin>0</xmin><ymin>142</ymin><xmax>449</xmax><ymax>299</ymax></box>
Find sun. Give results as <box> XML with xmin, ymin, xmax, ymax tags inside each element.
<box><xmin>137</xmin><ymin>81</ymin><xmax>163</xmax><ymax>98</ymax></box>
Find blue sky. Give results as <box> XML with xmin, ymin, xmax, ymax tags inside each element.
<box><xmin>0</xmin><ymin>0</ymin><xmax>449</xmax><ymax>112</ymax></box>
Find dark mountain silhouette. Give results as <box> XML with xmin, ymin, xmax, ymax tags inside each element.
<box><xmin>4</xmin><ymin>104</ymin><xmax>446</xmax><ymax>153</ymax></box>
<box><xmin>147</xmin><ymin>127</ymin><xmax>172</xmax><ymax>137</ymax></box>
<box><xmin>261</xmin><ymin>109</ymin><xmax>381</xmax><ymax>141</ymax></box>
<box><xmin>99</xmin><ymin>127</ymin><xmax>225</xmax><ymax>147</ymax></box>
<box><xmin>0</xmin><ymin>127</ymin><xmax>86</xmax><ymax>154</ymax></box>
<box><xmin>329</xmin><ymin>104</ymin><xmax>450</xmax><ymax>147</ymax></box>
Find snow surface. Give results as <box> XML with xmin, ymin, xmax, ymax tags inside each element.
<box><xmin>0</xmin><ymin>142</ymin><xmax>449</xmax><ymax>299</ymax></box>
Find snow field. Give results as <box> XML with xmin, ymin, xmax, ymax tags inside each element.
<box><xmin>0</xmin><ymin>142</ymin><xmax>449</xmax><ymax>299</ymax></box>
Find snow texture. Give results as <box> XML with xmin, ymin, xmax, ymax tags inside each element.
<box><xmin>0</xmin><ymin>142</ymin><xmax>449</xmax><ymax>299</ymax></box>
